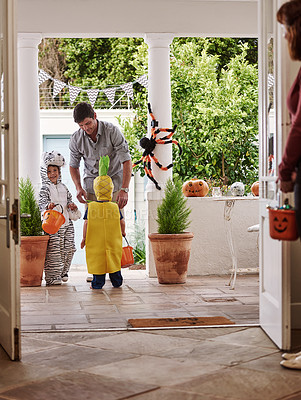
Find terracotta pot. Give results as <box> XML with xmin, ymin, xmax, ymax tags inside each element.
<box><xmin>20</xmin><ymin>235</ymin><xmax>49</xmax><ymax>286</ymax></box>
<box><xmin>148</xmin><ymin>232</ymin><xmax>194</xmax><ymax>284</ymax></box>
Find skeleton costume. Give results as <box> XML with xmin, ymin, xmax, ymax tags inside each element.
<box><xmin>39</xmin><ymin>151</ymin><xmax>77</xmax><ymax>286</ymax></box>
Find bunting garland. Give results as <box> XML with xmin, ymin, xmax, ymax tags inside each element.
<box><xmin>38</xmin><ymin>70</ymin><xmax>52</xmax><ymax>85</ymax></box>
<box><xmin>103</xmin><ymin>87</ymin><xmax>117</xmax><ymax>106</ymax></box>
<box><xmin>120</xmin><ymin>82</ymin><xmax>134</xmax><ymax>100</ymax></box>
<box><xmin>136</xmin><ymin>74</ymin><xmax>148</xmax><ymax>89</ymax></box>
<box><xmin>53</xmin><ymin>79</ymin><xmax>66</xmax><ymax>98</ymax></box>
<box><xmin>86</xmin><ymin>88</ymin><xmax>100</xmax><ymax>107</ymax></box>
<box><xmin>268</xmin><ymin>73</ymin><xmax>274</xmax><ymax>90</ymax></box>
<box><xmin>38</xmin><ymin>69</ymin><xmax>148</xmax><ymax>107</ymax></box>
<box><xmin>68</xmin><ymin>85</ymin><xmax>82</xmax><ymax>105</ymax></box>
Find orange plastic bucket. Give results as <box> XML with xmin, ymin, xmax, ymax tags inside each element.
<box><xmin>42</xmin><ymin>205</ymin><xmax>65</xmax><ymax>235</ymax></box>
<box><xmin>121</xmin><ymin>237</ymin><xmax>134</xmax><ymax>268</ymax></box>
<box><xmin>269</xmin><ymin>208</ymin><xmax>298</xmax><ymax>241</ymax></box>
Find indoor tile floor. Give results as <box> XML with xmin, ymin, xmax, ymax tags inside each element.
<box><xmin>1</xmin><ymin>327</ymin><xmax>301</xmax><ymax>399</ymax></box>
<box><xmin>2</xmin><ymin>267</ymin><xmax>301</xmax><ymax>399</ymax></box>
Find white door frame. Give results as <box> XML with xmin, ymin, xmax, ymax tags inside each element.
<box><xmin>0</xmin><ymin>0</ymin><xmax>20</xmax><ymax>361</ymax></box>
<box><xmin>258</xmin><ymin>0</ymin><xmax>297</xmax><ymax>350</ymax></box>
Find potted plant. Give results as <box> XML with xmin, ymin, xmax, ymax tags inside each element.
<box><xmin>20</xmin><ymin>177</ymin><xmax>49</xmax><ymax>286</ymax></box>
<box><xmin>148</xmin><ymin>178</ymin><xmax>194</xmax><ymax>284</ymax></box>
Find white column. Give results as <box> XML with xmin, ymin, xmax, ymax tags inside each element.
<box><xmin>144</xmin><ymin>33</ymin><xmax>174</xmax><ymax>197</ymax></box>
<box><xmin>144</xmin><ymin>34</ymin><xmax>174</xmax><ymax>277</ymax></box>
<box><xmin>18</xmin><ymin>33</ymin><xmax>42</xmax><ymax>191</ymax></box>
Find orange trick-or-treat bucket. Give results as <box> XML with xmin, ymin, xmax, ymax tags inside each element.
<box><xmin>42</xmin><ymin>205</ymin><xmax>65</xmax><ymax>235</ymax></box>
<box><xmin>121</xmin><ymin>237</ymin><xmax>134</xmax><ymax>268</ymax></box>
<box><xmin>269</xmin><ymin>208</ymin><xmax>298</xmax><ymax>241</ymax></box>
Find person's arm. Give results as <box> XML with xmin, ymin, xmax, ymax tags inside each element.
<box><xmin>81</xmin><ymin>220</ymin><xmax>88</xmax><ymax>248</ymax></box>
<box><xmin>66</xmin><ymin>186</ymin><xmax>78</xmax><ymax>210</ymax></box>
<box><xmin>38</xmin><ymin>186</ymin><xmax>52</xmax><ymax>212</ymax></box>
<box><xmin>70</xmin><ymin>166</ymin><xmax>87</xmax><ymax>204</ymax></box>
<box><xmin>69</xmin><ymin>133</ymin><xmax>87</xmax><ymax>203</ymax></box>
<box><xmin>279</xmin><ymin>69</ymin><xmax>301</xmax><ymax>190</ymax></box>
<box><xmin>116</xmin><ymin>160</ymin><xmax>132</xmax><ymax>209</ymax></box>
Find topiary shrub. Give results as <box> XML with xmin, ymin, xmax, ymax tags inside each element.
<box><xmin>156</xmin><ymin>178</ymin><xmax>192</xmax><ymax>234</ymax></box>
<box><xmin>19</xmin><ymin>177</ymin><xmax>43</xmax><ymax>236</ymax></box>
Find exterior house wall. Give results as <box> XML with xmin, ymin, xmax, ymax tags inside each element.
<box><xmin>40</xmin><ymin>108</ymin><xmax>147</xmax><ymax>265</ymax></box>
<box><xmin>147</xmin><ymin>197</ymin><xmax>259</xmax><ymax>277</ymax></box>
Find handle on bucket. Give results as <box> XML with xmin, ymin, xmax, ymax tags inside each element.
<box><xmin>52</xmin><ymin>203</ymin><xmax>64</xmax><ymax>214</ymax></box>
<box><xmin>123</xmin><ymin>236</ymin><xmax>130</xmax><ymax>247</ymax></box>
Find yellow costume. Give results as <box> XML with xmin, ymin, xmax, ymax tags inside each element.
<box><xmin>85</xmin><ymin>155</ymin><xmax>122</xmax><ymax>275</ymax></box>
<box><xmin>86</xmin><ymin>201</ymin><xmax>122</xmax><ymax>274</ymax></box>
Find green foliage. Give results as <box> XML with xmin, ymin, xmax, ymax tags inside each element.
<box><xmin>118</xmin><ymin>39</ymin><xmax>259</xmax><ymax>188</ymax></box>
<box><xmin>19</xmin><ymin>178</ymin><xmax>43</xmax><ymax>236</ymax></box>
<box><xmin>99</xmin><ymin>155</ymin><xmax>110</xmax><ymax>176</ymax></box>
<box><xmin>57</xmin><ymin>38</ymin><xmax>144</xmax><ymax>108</ymax></box>
<box><xmin>156</xmin><ymin>178</ymin><xmax>192</xmax><ymax>234</ymax></box>
<box><xmin>170</xmin><ymin>40</ymin><xmax>259</xmax><ymax>188</ymax></box>
<box><xmin>172</xmin><ymin>38</ymin><xmax>258</xmax><ymax>76</ymax></box>
<box><xmin>128</xmin><ymin>223</ymin><xmax>146</xmax><ymax>265</ymax></box>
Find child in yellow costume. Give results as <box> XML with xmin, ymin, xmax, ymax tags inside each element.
<box><xmin>81</xmin><ymin>156</ymin><xmax>125</xmax><ymax>289</ymax></box>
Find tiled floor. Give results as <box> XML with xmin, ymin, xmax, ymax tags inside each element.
<box><xmin>1</xmin><ymin>267</ymin><xmax>301</xmax><ymax>399</ymax></box>
<box><xmin>1</xmin><ymin>327</ymin><xmax>301</xmax><ymax>399</ymax></box>
<box><xmin>21</xmin><ymin>265</ymin><xmax>259</xmax><ymax>331</ymax></box>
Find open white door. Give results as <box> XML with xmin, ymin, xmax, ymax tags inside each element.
<box><xmin>0</xmin><ymin>0</ymin><xmax>20</xmax><ymax>360</ymax></box>
<box><xmin>259</xmin><ymin>0</ymin><xmax>293</xmax><ymax>350</ymax></box>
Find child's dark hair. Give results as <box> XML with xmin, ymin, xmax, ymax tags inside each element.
<box><xmin>47</xmin><ymin>164</ymin><xmax>61</xmax><ymax>173</ymax></box>
<box><xmin>73</xmin><ymin>102</ymin><xmax>95</xmax><ymax>123</ymax></box>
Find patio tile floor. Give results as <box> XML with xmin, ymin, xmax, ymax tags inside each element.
<box><xmin>21</xmin><ymin>265</ymin><xmax>259</xmax><ymax>331</ymax></box>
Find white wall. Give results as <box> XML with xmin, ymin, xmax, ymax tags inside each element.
<box><xmin>17</xmin><ymin>0</ymin><xmax>258</xmax><ymax>38</ymax></box>
<box><xmin>148</xmin><ymin>196</ymin><xmax>259</xmax><ymax>277</ymax></box>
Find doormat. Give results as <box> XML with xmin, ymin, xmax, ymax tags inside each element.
<box><xmin>128</xmin><ymin>316</ymin><xmax>235</xmax><ymax>328</ymax></box>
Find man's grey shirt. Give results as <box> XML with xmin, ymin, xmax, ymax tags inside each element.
<box><xmin>69</xmin><ymin>120</ymin><xmax>131</xmax><ymax>193</ymax></box>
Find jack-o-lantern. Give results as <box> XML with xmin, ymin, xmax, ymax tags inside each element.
<box><xmin>182</xmin><ymin>178</ymin><xmax>209</xmax><ymax>197</ymax></box>
<box><xmin>42</xmin><ymin>206</ymin><xmax>65</xmax><ymax>235</ymax></box>
<box><xmin>251</xmin><ymin>181</ymin><xmax>259</xmax><ymax>196</ymax></box>
<box><xmin>269</xmin><ymin>208</ymin><xmax>298</xmax><ymax>241</ymax></box>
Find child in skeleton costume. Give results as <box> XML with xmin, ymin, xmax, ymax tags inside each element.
<box><xmin>81</xmin><ymin>156</ymin><xmax>125</xmax><ymax>289</ymax></box>
<box><xmin>39</xmin><ymin>151</ymin><xmax>80</xmax><ymax>286</ymax></box>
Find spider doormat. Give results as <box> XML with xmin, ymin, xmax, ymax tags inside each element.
<box><xmin>128</xmin><ymin>316</ymin><xmax>235</xmax><ymax>328</ymax></box>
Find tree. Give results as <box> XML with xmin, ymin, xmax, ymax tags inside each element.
<box><xmin>39</xmin><ymin>38</ymin><xmax>144</xmax><ymax>108</ymax></box>
<box><xmin>125</xmin><ymin>40</ymin><xmax>258</xmax><ymax>189</ymax></box>
<box><xmin>170</xmin><ymin>41</ymin><xmax>258</xmax><ymax>188</ymax></box>
<box><xmin>38</xmin><ymin>39</ymin><xmax>67</xmax><ymax>108</ymax></box>
<box><xmin>173</xmin><ymin>37</ymin><xmax>258</xmax><ymax>75</ymax></box>
<box><xmin>59</xmin><ymin>38</ymin><xmax>144</xmax><ymax>108</ymax></box>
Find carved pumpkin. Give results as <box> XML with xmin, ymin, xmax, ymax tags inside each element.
<box><xmin>269</xmin><ymin>208</ymin><xmax>298</xmax><ymax>241</ymax></box>
<box><xmin>182</xmin><ymin>178</ymin><xmax>209</xmax><ymax>197</ymax></box>
<box><xmin>42</xmin><ymin>209</ymin><xmax>65</xmax><ymax>235</ymax></box>
<box><xmin>251</xmin><ymin>181</ymin><xmax>259</xmax><ymax>196</ymax></box>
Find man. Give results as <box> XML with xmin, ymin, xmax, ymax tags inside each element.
<box><xmin>69</xmin><ymin>102</ymin><xmax>132</xmax><ymax>208</ymax></box>
<box><xmin>69</xmin><ymin>102</ymin><xmax>132</xmax><ymax>281</ymax></box>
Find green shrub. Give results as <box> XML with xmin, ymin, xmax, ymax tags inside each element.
<box><xmin>156</xmin><ymin>178</ymin><xmax>192</xmax><ymax>234</ymax></box>
<box><xmin>19</xmin><ymin>177</ymin><xmax>43</xmax><ymax>236</ymax></box>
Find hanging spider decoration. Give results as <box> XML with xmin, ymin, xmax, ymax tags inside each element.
<box><xmin>132</xmin><ymin>103</ymin><xmax>182</xmax><ymax>190</ymax></box>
